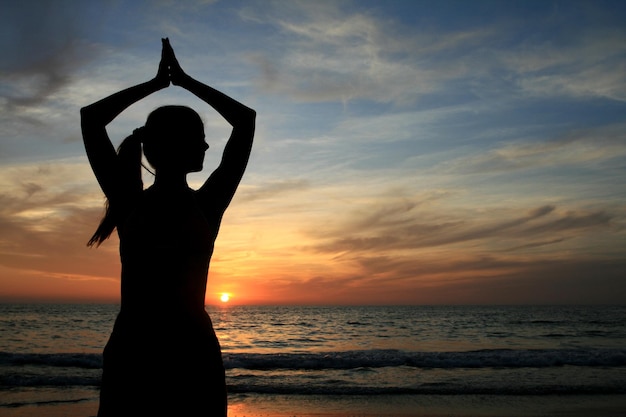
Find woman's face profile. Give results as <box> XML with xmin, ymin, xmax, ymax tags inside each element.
<box><xmin>184</xmin><ymin>129</ymin><xmax>209</xmax><ymax>173</ymax></box>
<box><xmin>178</xmin><ymin>120</ymin><xmax>208</xmax><ymax>173</ymax></box>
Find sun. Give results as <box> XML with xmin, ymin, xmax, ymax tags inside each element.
<box><xmin>220</xmin><ymin>293</ymin><xmax>230</xmax><ymax>303</ymax></box>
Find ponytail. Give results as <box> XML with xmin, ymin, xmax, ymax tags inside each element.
<box><xmin>87</xmin><ymin>128</ymin><xmax>146</xmax><ymax>247</ymax></box>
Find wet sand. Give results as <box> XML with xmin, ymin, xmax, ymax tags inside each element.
<box><xmin>3</xmin><ymin>394</ymin><xmax>626</xmax><ymax>416</ymax></box>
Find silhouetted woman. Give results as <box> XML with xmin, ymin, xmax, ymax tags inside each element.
<box><xmin>81</xmin><ymin>39</ymin><xmax>255</xmax><ymax>416</ymax></box>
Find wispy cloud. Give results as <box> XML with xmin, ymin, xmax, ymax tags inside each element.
<box><xmin>437</xmin><ymin>123</ymin><xmax>626</xmax><ymax>175</ymax></box>
<box><xmin>238</xmin><ymin>179</ymin><xmax>310</xmax><ymax>202</ymax></box>
<box><xmin>240</xmin><ymin>1</ymin><xmax>626</xmax><ymax>107</ymax></box>
<box><xmin>501</xmin><ymin>27</ymin><xmax>626</xmax><ymax>101</ymax></box>
<box><xmin>310</xmin><ymin>197</ymin><xmax>616</xmax><ymax>255</ymax></box>
<box><xmin>241</xmin><ymin>1</ymin><xmax>491</xmax><ymax>105</ymax></box>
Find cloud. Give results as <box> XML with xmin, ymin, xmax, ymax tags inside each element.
<box><xmin>438</xmin><ymin>123</ymin><xmax>626</xmax><ymax>175</ymax></box>
<box><xmin>241</xmin><ymin>1</ymin><xmax>492</xmax><ymax>105</ymax></box>
<box><xmin>249</xmin><ymin>252</ymin><xmax>626</xmax><ymax>305</ymax></box>
<box><xmin>237</xmin><ymin>179</ymin><xmax>310</xmax><ymax>202</ymax></box>
<box><xmin>501</xmin><ymin>28</ymin><xmax>626</xmax><ymax>101</ymax></box>
<box><xmin>0</xmin><ymin>2</ymin><xmax>102</xmax><ymax>111</ymax></box>
<box><xmin>310</xmin><ymin>194</ymin><xmax>617</xmax><ymax>256</ymax></box>
<box><xmin>503</xmin><ymin>238</ymin><xmax>569</xmax><ymax>252</ymax></box>
<box><xmin>239</xmin><ymin>1</ymin><xmax>626</xmax><ymax>107</ymax></box>
<box><xmin>273</xmin><ymin>173</ymin><xmax>624</xmax><ymax>303</ymax></box>
<box><xmin>0</xmin><ymin>158</ymin><xmax>118</xmax><ymax>282</ymax></box>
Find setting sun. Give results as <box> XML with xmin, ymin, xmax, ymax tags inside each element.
<box><xmin>220</xmin><ymin>293</ymin><xmax>230</xmax><ymax>303</ymax></box>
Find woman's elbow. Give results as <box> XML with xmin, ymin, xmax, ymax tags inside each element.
<box><xmin>245</xmin><ymin>107</ymin><xmax>256</xmax><ymax>126</ymax></box>
<box><xmin>80</xmin><ymin>105</ymin><xmax>95</xmax><ymax>125</ymax></box>
<box><xmin>237</xmin><ymin>107</ymin><xmax>256</xmax><ymax>133</ymax></box>
<box><xmin>80</xmin><ymin>105</ymin><xmax>107</xmax><ymax>131</ymax></box>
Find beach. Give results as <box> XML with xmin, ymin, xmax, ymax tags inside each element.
<box><xmin>232</xmin><ymin>394</ymin><xmax>626</xmax><ymax>417</ymax></box>
<box><xmin>3</xmin><ymin>393</ymin><xmax>626</xmax><ymax>417</ymax></box>
<box><xmin>1</xmin><ymin>304</ymin><xmax>625</xmax><ymax>416</ymax></box>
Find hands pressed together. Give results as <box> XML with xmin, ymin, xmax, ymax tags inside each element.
<box><xmin>150</xmin><ymin>37</ymin><xmax>255</xmax><ymax>129</ymax></box>
<box><xmin>155</xmin><ymin>38</ymin><xmax>190</xmax><ymax>89</ymax></box>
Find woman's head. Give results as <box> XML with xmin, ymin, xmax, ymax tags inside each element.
<box><xmin>142</xmin><ymin>105</ymin><xmax>208</xmax><ymax>173</ymax></box>
<box><xmin>87</xmin><ymin>105</ymin><xmax>207</xmax><ymax>247</ymax></box>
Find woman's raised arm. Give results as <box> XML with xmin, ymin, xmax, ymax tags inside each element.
<box><xmin>81</xmin><ymin>40</ymin><xmax>170</xmax><ymax>201</ymax></box>
<box><xmin>163</xmin><ymin>39</ymin><xmax>256</xmax><ymax>212</ymax></box>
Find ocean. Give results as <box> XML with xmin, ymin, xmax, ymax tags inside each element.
<box><xmin>1</xmin><ymin>304</ymin><xmax>625</xmax><ymax>415</ymax></box>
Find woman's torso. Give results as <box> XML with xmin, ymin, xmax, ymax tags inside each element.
<box><xmin>117</xmin><ymin>186</ymin><xmax>220</xmax><ymax>315</ymax></box>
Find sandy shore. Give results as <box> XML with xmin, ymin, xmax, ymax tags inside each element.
<box><xmin>227</xmin><ymin>395</ymin><xmax>626</xmax><ymax>417</ymax></box>
<box><xmin>2</xmin><ymin>394</ymin><xmax>626</xmax><ymax>417</ymax></box>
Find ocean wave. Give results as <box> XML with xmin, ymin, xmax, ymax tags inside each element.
<box><xmin>2</xmin><ymin>348</ymin><xmax>625</xmax><ymax>371</ymax></box>
<box><xmin>225</xmin><ymin>348</ymin><xmax>626</xmax><ymax>370</ymax></box>
<box><xmin>0</xmin><ymin>352</ymin><xmax>102</xmax><ymax>369</ymax></box>
<box><xmin>2</xmin><ymin>375</ymin><xmax>624</xmax><ymax>397</ymax></box>
<box><xmin>2</xmin><ymin>349</ymin><xmax>625</xmax><ymax>396</ymax></box>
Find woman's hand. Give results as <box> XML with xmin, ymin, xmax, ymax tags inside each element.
<box><xmin>163</xmin><ymin>38</ymin><xmax>190</xmax><ymax>87</ymax></box>
<box><xmin>154</xmin><ymin>38</ymin><xmax>171</xmax><ymax>89</ymax></box>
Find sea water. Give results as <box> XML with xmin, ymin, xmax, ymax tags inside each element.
<box><xmin>1</xmin><ymin>304</ymin><xmax>625</xmax><ymax>411</ymax></box>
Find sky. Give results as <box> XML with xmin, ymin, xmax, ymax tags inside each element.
<box><xmin>0</xmin><ymin>0</ymin><xmax>625</xmax><ymax>305</ymax></box>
